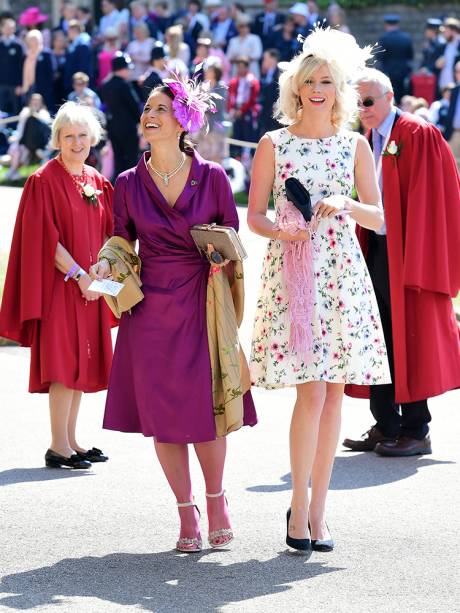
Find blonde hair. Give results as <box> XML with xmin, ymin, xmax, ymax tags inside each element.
<box><xmin>50</xmin><ymin>101</ymin><xmax>102</xmax><ymax>149</ymax></box>
<box><xmin>165</xmin><ymin>25</ymin><xmax>184</xmax><ymax>57</ymax></box>
<box><xmin>275</xmin><ymin>53</ymin><xmax>359</xmax><ymax>129</ymax></box>
<box><xmin>25</xmin><ymin>29</ymin><xmax>43</xmax><ymax>49</ymax></box>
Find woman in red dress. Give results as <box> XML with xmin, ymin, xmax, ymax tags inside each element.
<box><xmin>0</xmin><ymin>102</ymin><xmax>114</xmax><ymax>469</ymax></box>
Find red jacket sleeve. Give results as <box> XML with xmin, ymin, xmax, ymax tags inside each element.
<box><xmin>0</xmin><ymin>174</ymin><xmax>59</xmax><ymax>345</ymax></box>
<box><xmin>400</xmin><ymin>122</ymin><xmax>460</xmax><ymax>296</ymax></box>
<box><xmin>227</xmin><ymin>79</ymin><xmax>236</xmax><ymax>113</ymax></box>
<box><xmin>240</xmin><ymin>78</ymin><xmax>260</xmax><ymax>115</ymax></box>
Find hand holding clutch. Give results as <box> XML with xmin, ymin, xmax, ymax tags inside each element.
<box><xmin>284</xmin><ymin>177</ymin><xmax>313</xmax><ymax>223</ymax></box>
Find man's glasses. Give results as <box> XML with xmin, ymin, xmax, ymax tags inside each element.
<box><xmin>358</xmin><ymin>92</ymin><xmax>388</xmax><ymax>108</ymax></box>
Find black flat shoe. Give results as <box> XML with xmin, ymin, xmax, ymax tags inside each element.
<box><xmin>45</xmin><ymin>449</ymin><xmax>91</xmax><ymax>469</ymax></box>
<box><xmin>286</xmin><ymin>509</ymin><xmax>311</xmax><ymax>552</ymax></box>
<box><xmin>78</xmin><ymin>447</ymin><xmax>108</xmax><ymax>462</ymax></box>
<box><xmin>309</xmin><ymin>521</ymin><xmax>334</xmax><ymax>552</ymax></box>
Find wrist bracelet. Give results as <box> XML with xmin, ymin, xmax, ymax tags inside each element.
<box><xmin>64</xmin><ymin>263</ymin><xmax>79</xmax><ymax>282</ymax></box>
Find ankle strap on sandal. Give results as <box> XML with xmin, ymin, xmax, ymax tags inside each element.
<box><xmin>205</xmin><ymin>490</ymin><xmax>225</xmax><ymax>498</ymax></box>
<box><xmin>177</xmin><ymin>500</ymin><xmax>196</xmax><ymax>508</ymax></box>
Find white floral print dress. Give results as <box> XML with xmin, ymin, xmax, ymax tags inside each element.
<box><xmin>250</xmin><ymin>127</ymin><xmax>391</xmax><ymax>389</ymax></box>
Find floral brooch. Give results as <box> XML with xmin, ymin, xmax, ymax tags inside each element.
<box><xmin>82</xmin><ymin>183</ymin><xmax>102</xmax><ymax>206</ymax></box>
<box><xmin>382</xmin><ymin>140</ymin><xmax>402</xmax><ymax>158</ymax></box>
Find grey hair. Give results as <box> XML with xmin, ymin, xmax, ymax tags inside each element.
<box><xmin>353</xmin><ymin>67</ymin><xmax>393</xmax><ymax>94</ymax></box>
<box><xmin>50</xmin><ymin>101</ymin><xmax>102</xmax><ymax>149</ymax></box>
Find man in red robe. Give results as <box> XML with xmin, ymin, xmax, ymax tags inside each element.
<box><xmin>344</xmin><ymin>68</ymin><xmax>460</xmax><ymax>456</ymax></box>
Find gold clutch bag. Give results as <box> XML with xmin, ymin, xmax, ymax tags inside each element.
<box><xmin>98</xmin><ymin>236</ymin><xmax>144</xmax><ymax>318</ymax></box>
<box><xmin>190</xmin><ymin>224</ymin><xmax>248</xmax><ymax>261</ymax></box>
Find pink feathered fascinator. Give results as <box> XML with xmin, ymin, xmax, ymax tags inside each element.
<box><xmin>164</xmin><ymin>64</ymin><xmax>223</xmax><ymax>133</ymax></box>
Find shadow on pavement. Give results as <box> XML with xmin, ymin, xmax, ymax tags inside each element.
<box><xmin>0</xmin><ymin>551</ymin><xmax>342</xmax><ymax>612</ymax></box>
<box><xmin>0</xmin><ymin>467</ymin><xmax>93</xmax><ymax>487</ymax></box>
<box><xmin>247</xmin><ymin>454</ymin><xmax>455</xmax><ymax>493</ymax></box>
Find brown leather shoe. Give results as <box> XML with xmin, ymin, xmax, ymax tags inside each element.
<box><xmin>342</xmin><ymin>426</ymin><xmax>394</xmax><ymax>452</ymax></box>
<box><xmin>374</xmin><ymin>435</ymin><xmax>432</xmax><ymax>457</ymax></box>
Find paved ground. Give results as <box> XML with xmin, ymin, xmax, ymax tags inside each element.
<box><xmin>1</xmin><ymin>187</ymin><xmax>459</xmax><ymax>613</ymax></box>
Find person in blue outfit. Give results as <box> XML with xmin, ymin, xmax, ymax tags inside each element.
<box><xmin>377</xmin><ymin>14</ymin><xmax>413</xmax><ymax>103</ymax></box>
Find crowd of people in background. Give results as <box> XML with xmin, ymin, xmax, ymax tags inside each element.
<box><xmin>0</xmin><ymin>0</ymin><xmax>459</xmax><ymax>183</ymax></box>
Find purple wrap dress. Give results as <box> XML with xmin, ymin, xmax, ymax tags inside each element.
<box><xmin>103</xmin><ymin>151</ymin><xmax>257</xmax><ymax>443</ymax></box>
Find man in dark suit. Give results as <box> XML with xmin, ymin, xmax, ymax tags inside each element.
<box><xmin>420</xmin><ymin>19</ymin><xmax>444</xmax><ymax>78</ymax></box>
<box><xmin>252</xmin><ymin>0</ymin><xmax>284</xmax><ymax>49</ymax></box>
<box><xmin>141</xmin><ymin>44</ymin><xmax>165</xmax><ymax>101</ymax></box>
<box><xmin>179</xmin><ymin>0</ymin><xmax>209</xmax><ymax>57</ymax></box>
<box><xmin>63</xmin><ymin>20</ymin><xmax>94</xmax><ymax>95</ymax></box>
<box><xmin>377</xmin><ymin>14</ymin><xmax>413</xmax><ymax>103</ymax></box>
<box><xmin>436</xmin><ymin>18</ymin><xmax>460</xmax><ymax>90</ymax></box>
<box><xmin>0</xmin><ymin>16</ymin><xmax>24</xmax><ymax>115</ymax></box>
<box><xmin>210</xmin><ymin>4</ymin><xmax>237</xmax><ymax>53</ymax></box>
<box><xmin>444</xmin><ymin>82</ymin><xmax>460</xmax><ymax>166</ymax></box>
<box><xmin>259</xmin><ymin>48</ymin><xmax>282</xmax><ymax>137</ymax></box>
<box><xmin>101</xmin><ymin>53</ymin><xmax>141</xmax><ymax>181</ymax></box>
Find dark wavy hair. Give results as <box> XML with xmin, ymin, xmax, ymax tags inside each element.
<box><xmin>149</xmin><ymin>85</ymin><xmax>195</xmax><ymax>154</ymax></box>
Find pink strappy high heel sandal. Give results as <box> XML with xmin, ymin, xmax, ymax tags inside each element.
<box><xmin>206</xmin><ymin>490</ymin><xmax>234</xmax><ymax>548</ymax></box>
<box><xmin>176</xmin><ymin>500</ymin><xmax>202</xmax><ymax>553</ymax></box>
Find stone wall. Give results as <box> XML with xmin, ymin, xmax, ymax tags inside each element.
<box><xmin>346</xmin><ymin>3</ymin><xmax>459</xmax><ymax>60</ymax></box>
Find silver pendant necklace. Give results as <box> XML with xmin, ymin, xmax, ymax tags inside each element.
<box><xmin>148</xmin><ymin>153</ymin><xmax>186</xmax><ymax>186</ymax></box>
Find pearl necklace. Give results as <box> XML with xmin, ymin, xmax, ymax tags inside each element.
<box><xmin>148</xmin><ymin>153</ymin><xmax>186</xmax><ymax>186</ymax></box>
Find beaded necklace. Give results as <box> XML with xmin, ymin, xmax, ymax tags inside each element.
<box><xmin>57</xmin><ymin>154</ymin><xmax>87</xmax><ymax>198</ymax></box>
<box><xmin>57</xmin><ymin>155</ymin><xmax>100</xmax><ymax>206</ymax></box>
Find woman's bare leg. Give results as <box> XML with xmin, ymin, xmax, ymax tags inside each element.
<box><xmin>67</xmin><ymin>390</ymin><xmax>84</xmax><ymax>452</ymax></box>
<box><xmin>194</xmin><ymin>437</ymin><xmax>231</xmax><ymax>542</ymax></box>
<box><xmin>288</xmin><ymin>381</ymin><xmax>327</xmax><ymax>539</ymax></box>
<box><xmin>48</xmin><ymin>382</ymin><xmax>75</xmax><ymax>457</ymax></box>
<box><xmin>154</xmin><ymin>441</ymin><xmax>200</xmax><ymax>543</ymax></box>
<box><xmin>309</xmin><ymin>383</ymin><xmax>344</xmax><ymax>539</ymax></box>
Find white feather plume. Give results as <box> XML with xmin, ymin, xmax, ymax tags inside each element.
<box><xmin>280</xmin><ymin>24</ymin><xmax>375</xmax><ymax>82</ymax></box>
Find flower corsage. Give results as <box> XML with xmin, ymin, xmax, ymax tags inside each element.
<box><xmin>81</xmin><ymin>183</ymin><xmax>102</xmax><ymax>206</ymax></box>
<box><xmin>382</xmin><ymin>140</ymin><xmax>402</xmax><ymax>158</ymax></box>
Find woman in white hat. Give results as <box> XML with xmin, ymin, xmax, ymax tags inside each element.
<box><xmin>248</xmin><ymin>27</ymin><xmax>391</xmax><ymax>552</ymax></box>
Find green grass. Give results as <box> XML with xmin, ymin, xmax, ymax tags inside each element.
<box><xmin>0</xmin><ymin>163</ymin><xmax>39</xmax><ymax>187</ymax></box>
<box><xmin>234</xmin><ymin>191</ymin><xmax>274</xmax><ymax>209</ymax></box>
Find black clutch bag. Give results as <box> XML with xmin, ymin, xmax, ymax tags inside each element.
<box><xmin>284</xmin><ymin>177</ymin><xmax>313</xmax><ymax>223</ymax></box>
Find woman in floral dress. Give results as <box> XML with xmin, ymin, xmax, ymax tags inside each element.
<box><xmin>248</xmin><ymin>28</ymin><xmax>391</xmax><ymax>552</ymax></box>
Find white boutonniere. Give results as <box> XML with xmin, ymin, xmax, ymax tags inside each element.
<box><xmin>81</xmin><ymin>183</ymin><xmax>102</xmax><ymax>206</ymax></box>
<box><xmin>382</xmin><ymin>140</ymin><xmax>402</xmax><ymax>158</ymax></box>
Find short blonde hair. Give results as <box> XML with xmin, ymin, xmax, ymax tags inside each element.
<box><xmin>51</xmin><ymin>101</ymin><xmax>102</xmax><ymax>149</ymax></box>
<box><xmin>275</xmin><ymin>54</ymin><xmax>359</xmax><ymax>129</ymax></box>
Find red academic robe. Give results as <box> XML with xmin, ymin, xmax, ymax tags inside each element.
<box><xmin>346</xmin><ymin>112</ymin><xmax>460</xmax><ymax>404</ymax></box>
<box><xmin>0</xmin><ymin>158</ymin><xmax>114</xmax><ymax>393</ymax></box>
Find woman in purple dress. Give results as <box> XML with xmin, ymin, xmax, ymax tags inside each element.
<box><xmin>91</xmin><ymin>77</ymin><xmax>257</xmax><ymax>552</ymax></box>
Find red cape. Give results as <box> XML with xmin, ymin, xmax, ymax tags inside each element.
<box><xmin>346</xmin><ymin>112</ymin><xmax>460</xmax><ymax>403</ymax></box>
<box><xmin>0</xmin><ymin>159</ymin><xmax>115</xmax><ymax>392</ymax></box>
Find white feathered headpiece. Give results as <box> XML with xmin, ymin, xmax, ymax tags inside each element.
<box><xmin>280</xmin><ymin>25</ymin><xmax>375</xmax><ymax>82</ymax></box>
